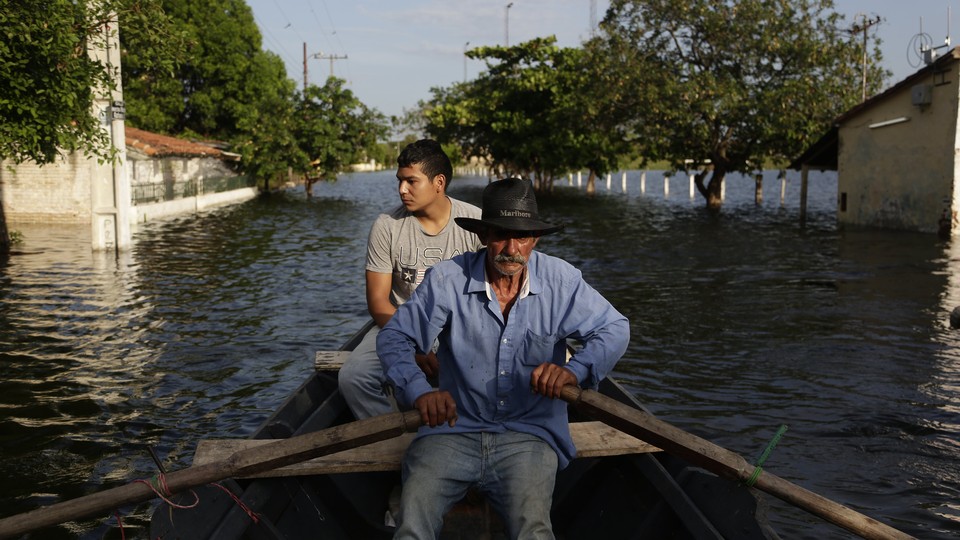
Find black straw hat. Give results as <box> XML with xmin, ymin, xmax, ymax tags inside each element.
<box><xmin>455</xmin><ymin>178</ymin><xmax>563</xmax><ymax>236</ymax></box>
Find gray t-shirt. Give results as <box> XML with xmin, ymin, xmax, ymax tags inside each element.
<box><xmin>365</xmin><ymin>197</ymin><xmax>482</xmax><ymax>307</ymax></box>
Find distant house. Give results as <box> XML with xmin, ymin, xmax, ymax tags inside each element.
<box><xmin>792</xmin><ymin>47</ymin><xmax>960</xmax><ymax>236</ymax></box>
<box><xmin>0</xmin><ymin>127</ymin><xmax>255</xmax><ymax>227</ymax></box>
<box><xmin>125</xmin><ymin>127</ymin><xmax>255</xmax><ymax>223</ymax></box>
<box><xmin>126</xmin><ymin>126</ymin><xmax>238</xmax><ymax>192</ymax></box>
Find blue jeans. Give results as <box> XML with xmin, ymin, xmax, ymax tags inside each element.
<box><xmin>396</xmin><ymin>432</ymin><xmax>558</xmax><ymax>540</ymax></box>
<box><xmin>339</xmin><ymin>326</ymin><xmax>397</xmax><ymax>419</ymax></box>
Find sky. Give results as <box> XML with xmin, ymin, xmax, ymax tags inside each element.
<box><xmin>245</xmin><ymin>0</ymin><xmax>960</xmax><ymax>120</ymax></box>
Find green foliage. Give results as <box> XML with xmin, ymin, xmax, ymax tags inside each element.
<box><xmin>117</xmin><ymin>0</ymin><xmax>188</xmax><ymax>132</ymax></box>
<box><xmin>123</xmin><ymin>0</ymin><xmax>278</xmax><ymax>139</ymax></box>
<box><xmin>234</xmin><ymin>54</ymin><xmax>303</xmax><ymax>189</ymax></box>
<box><xmin>424</xmin><ymin>37</ymin><xmax>629</xmax><ymax>190</ymax></box>
<box><xmin>0</xmin><ymin>0</ymin><xmax>180</xmax><ymax>164</ymax></box>
<box><xmin>368</xmin><ymin>141</ymin><xmax>399</xmax><ymax>170</ymax></box>
<box><xmin>295</xmin><ymin>78</ymin><xmax>388</xmax><ymax>181</ymax></box>
<box><xmin>598</xmin><ymin>0</ymin><xmax>888</xmax><ymax>206</ymax></box>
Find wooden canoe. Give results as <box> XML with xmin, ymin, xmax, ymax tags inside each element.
<box><xmin>150</xmin><ymin>321</ymin><xmax>780</xmax><ymax>539</ymax></box>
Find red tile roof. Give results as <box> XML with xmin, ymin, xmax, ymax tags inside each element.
<box><xmin>125</xmin><ymin>127</ymin><xmax>224</xmax><ymax>158</ymax></box>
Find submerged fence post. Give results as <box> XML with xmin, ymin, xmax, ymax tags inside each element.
<box><xmin>779</xmin><ymin>169</ymin><xmax>787</xmax><ymax>207</ymax></box>
<box><xmin>800</xmin><ymin>165</ymin><xmax>809</xmax><ymax>227</ymax></box>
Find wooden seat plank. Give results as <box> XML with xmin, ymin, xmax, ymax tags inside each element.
<box><xmin>314</xmin><ymin>350</ymin><xmax>350</xmax><ymax>371</ymax></box>
<box><xmin>194</xmin><ymin>421</ymin><xmax>660</xmax><ymax>478</ymax></box>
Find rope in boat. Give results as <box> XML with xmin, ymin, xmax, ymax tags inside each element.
<box><xmin>113</xmin><ymin>477</ymin><xmax>259</xmax><ymax>538</ymax></box>
<box><xmin>744</xmin><ymin>424</ymin><xmax>788</xmax><ymax>488</ymax></box>
<box><xmin>211</xmin><ymin>482</ymin><xmax>261</xmax><ymax>524</ymax></box>
<box><xmin>134</xmin><ymin>473</ymin><xmax>199</xmax><ymax>509</ymax></box>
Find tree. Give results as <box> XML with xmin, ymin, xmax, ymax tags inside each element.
<box><xmin>0</xmin><ymin>0</ymin><xmax>181</xmax><ymax>166</ymax></box>
<box><xmin>548</xmin><ymin>41</ymin><xmax>637</xmax><ymax>194</ymax></box>
<box><xmin>598</xmin><ymin>0</ymin><xmax>888</xmax><ymax>208</ymax></box>
<box><xmin>233</xmin><ymin>53</ymin><xmax>303</xmax><ymax>191</ymax></box>
<box><xmin>423</xmin><ymin>37</ymin><xmax>632</xmax><ymax>192</ymax></box>
<box><xmin>123</xmin><ymin>0</ymin><xmax>288</xmax><ymax>140</ymax></box>
<box><xmin>295</xmin><ymin>77</ymin><xmax>388</xmax><ymax>196</ymax></box>
<box><xmin>428</xmin><ymin>38</ymin><xmax>573</xmax><ymax>188</ymax></box>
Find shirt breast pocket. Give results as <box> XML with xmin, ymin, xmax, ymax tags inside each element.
<box><xmin>518</xmin><ymin>331</ymin><xmax>559</xmax><ymax>368</ymax></box>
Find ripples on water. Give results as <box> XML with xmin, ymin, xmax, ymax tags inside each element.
<box><xmin>1</xmin><ymin>170</ymin><xmax>958</xmax><ymax>538</ymax></box>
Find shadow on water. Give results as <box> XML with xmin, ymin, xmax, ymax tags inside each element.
<box><xmin>0</xmin><ymin>171</ymin><xmax>958</xmax><ymax>538</ymax></box>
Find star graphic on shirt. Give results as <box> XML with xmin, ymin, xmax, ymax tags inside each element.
<box><xmin>401</xmin><ymin>267</ymin><xmax>416</xmax><ymax>283</ymax></box>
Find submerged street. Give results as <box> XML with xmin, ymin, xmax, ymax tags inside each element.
<box><xmin>0</xmin><ymin>170</ymin><xmax>957</xmax><ymax>538</ymax></box>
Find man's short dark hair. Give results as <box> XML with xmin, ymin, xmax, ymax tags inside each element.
<box><xmin>397</xmin><ymin>139</ymin><xmax>454</xmax><ymax>187</ymax></box>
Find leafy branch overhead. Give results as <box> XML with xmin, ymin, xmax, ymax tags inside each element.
<box><xmin>0</xmin><ymin>0</ymin><xmax>183</xmax><ymax>165</ymax></box>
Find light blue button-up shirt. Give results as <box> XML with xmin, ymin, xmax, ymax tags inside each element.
<box><xmin>377</xmin><ymin>248</ymin><xmax>630</xmax><ymax>468</ymax></box>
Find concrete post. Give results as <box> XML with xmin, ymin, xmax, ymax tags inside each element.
<box><xmin>89</xmin><ymin>12</ymin><xmax>131</xmax><ymax>252</ymax></box>
<box><xmin>800</xmin><ymin>165</ymin><xmax>810</xmax><ymax>227</ymax></box>
<box><xmin>780</xmin><ymin>170</ymin><xmax>787</xmax><ymax>206</ymax></box>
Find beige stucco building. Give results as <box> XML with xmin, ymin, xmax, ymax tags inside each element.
<box><xmin>1</xmin><ymin>128</ymin><xmax>255</xmax><ymax>232</ymax></box>
<box><xmin>794</xmin><ymin>47</ymin><xmax>960</xmax><ymax>236</ymax></box>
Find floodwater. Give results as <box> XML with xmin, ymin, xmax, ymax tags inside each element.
<box><xmin>0</xmin><ymin>170</ymin><xmax>957</xmax><ymax>539</ymax></box>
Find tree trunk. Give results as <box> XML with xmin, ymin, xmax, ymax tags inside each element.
<box><xmin>586</xmin><ymin>170</ymin><xmax>596</xmax><ymax>195</ymax></box>
<box><xmin>694</xmin><ymin>168</ymin><xmax>725</xmax><ymax>210</ymax></box>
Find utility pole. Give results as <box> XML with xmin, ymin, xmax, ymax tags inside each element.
<box><xmin>505</xmin><ymin>2</ymin><xmax>513</xmax><ymax>46</ymax></box>
<box><xmin>303</xmin><ymin>42</ymin><xmax>349</xmax><ymax>89</ymax></box>
<box><xmin>590</xmin><ymin>0</ymin><xmax>597</xmax><ymax>36</ymax></box>
<box><xmin>850</xmin><ymin>14</ymin><xmax>882</xmax><ymax>102</ymax></box>
<box><xmin>463</xmin><ymin>41</ymin><xmax>470</xmax><ymax>82</ymax></box>
<box><xmin>89</xmin><ymin>10</ymin><xmax>131</xmax><ymax>252</ymax></box>
<box><xmin>318</xmin><ymin>52</ymin><xmax>348</xmax><ymax>77</ymax></box>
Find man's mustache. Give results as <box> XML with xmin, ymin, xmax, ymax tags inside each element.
<box><xmin>494</xmin><ymin>254</ymin><xmax>526</xmax><ymax>265</ymax></box>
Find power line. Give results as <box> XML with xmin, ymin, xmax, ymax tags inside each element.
<box><xmin>252</xmin><ymin>11</ymin><xmax>299</xmax><ymax>70</ymax></box>
<box><xmin>317</xmin><ymin>0</ymin><xmax>352</xmax><ymax>83</ymax></box>
<box><xmin>303</xmin><ymin>0</ymin><xmax>336</xmax><ymax>55</ymax></box>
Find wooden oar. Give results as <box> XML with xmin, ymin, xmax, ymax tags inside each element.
<box><xmin>0</xmin><ymin>409</ymin><xmax>423</xmax><ymax>539</ymax></box>
<box><xmin>559</xmin><ymin>385</ymin><xmax>914</xmax><ymax>540</ymax></box>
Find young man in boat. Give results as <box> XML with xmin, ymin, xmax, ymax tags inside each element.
<box><xmin>377</xmin><ymin>178</ymin><xmax>630</xmax><ymax>539</ymax></box>
<box><xmin>338</xmin><ymin>139</ymin><xmax>482</xmax><ymax>419</ymax></box>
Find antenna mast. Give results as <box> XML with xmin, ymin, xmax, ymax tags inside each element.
<box><xmin>917</xmin><ymin>9</ymin><xmax>952</xmax><ymax>67</ymax></box>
